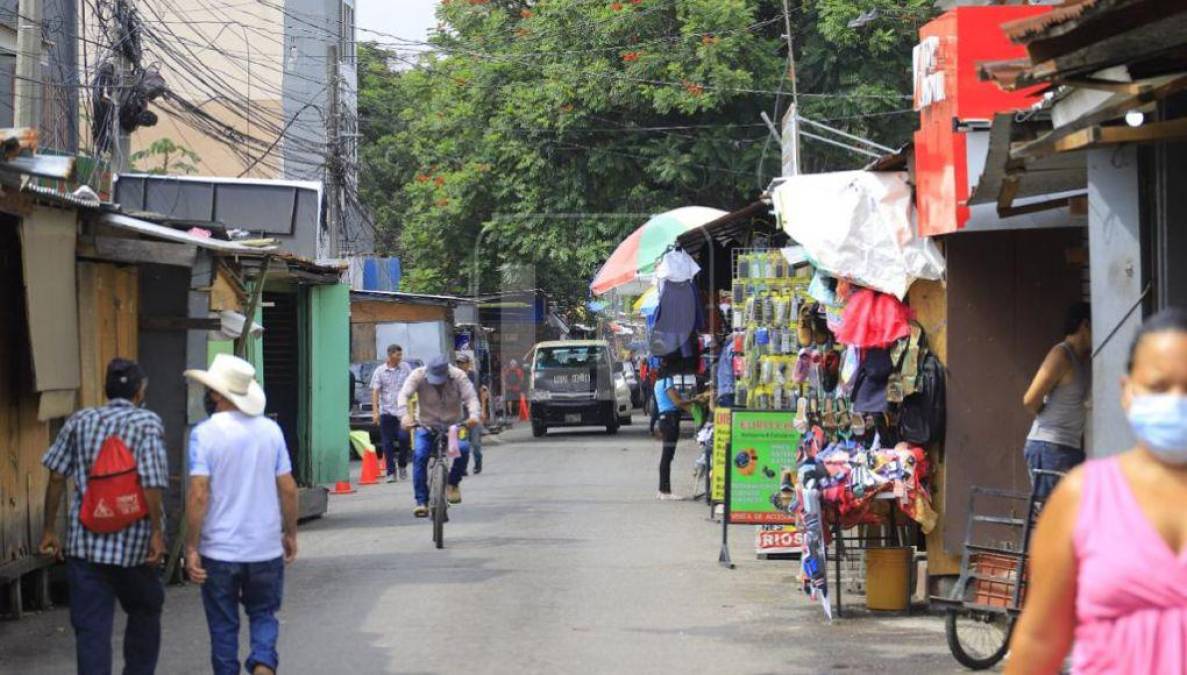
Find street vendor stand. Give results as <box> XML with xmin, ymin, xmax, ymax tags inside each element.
<box><xmin>705</xmin><ymin>170</ymin><xmax>947</xmax><ymax>620</ymax></box>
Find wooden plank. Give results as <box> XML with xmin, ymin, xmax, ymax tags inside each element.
<box><xmin>209</xmin><ymin>268</ymin><xmax>244</xmax><ymax>312</ymax></box>
<box><xmin>1012</xmin><ymin>75</ymin><xmax>1187</xmax><ymax>159</ymax></box>
<box><xmin>350</xmin><ymin>322</ymin><xmax>377</xmax><ymax>362</ymax></box>
<box><xmin>0</xmin><ymin>554</ymin><xmax>54</xmax><ymax>582</ymax></box>
<box><xmin>908</xmin><ymin>277</ymin><xmax>961</xmax><ymax>577</ymax></box>
<box><xmin>1057</xmin><ymin>117</ymin><xmax>1187</xmax><ymax>152</ymax></box>
<box><xmin>350</xmin><ymin>300</ymin><xmax>448</xmax><ymax>324</ymax></box>
<box><xmin>78</xmin><ymin>237</ymin><xmax>197</xmax><ymax>268</ymax></box>
<box><xmin>115</xmin><ymin>265</ymin><xmax>138</xmax><ymax>358</ymax></box>
<box><xmin>139</xmin><ymin>317</ymin><xmax>221</xmax><ymax>332</ymax></box>
<box><xmin>77</xmin><ymin>262</ymin><xmax>103</xmax><ymax>409</ymax></box>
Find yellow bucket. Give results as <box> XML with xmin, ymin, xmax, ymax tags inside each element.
<box><xmin>865</xmin><ymin>547</ymin><xmax>912</xmax><ymax>611</ymax></box>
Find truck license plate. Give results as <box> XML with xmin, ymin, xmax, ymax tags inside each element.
<box><xmin>565</xmin><ymin>414</ymin><xmax>581</xmax><ymax>424</ymax></box>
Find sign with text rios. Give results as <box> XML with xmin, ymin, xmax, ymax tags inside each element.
<box><xmin>755</xmin><ymin>524</ymin><xmax>803</xmax><ymax>555</ymax></box>
<box><xmin>728</xmin><ymin>411</ymin><xmax>798</xmax><ymax>525</ymax></box>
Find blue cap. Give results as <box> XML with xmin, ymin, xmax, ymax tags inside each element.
<box><xmin>426</xmin><ymin>355</ymin><xmax>450</xmax><ymax>385</ymax></box>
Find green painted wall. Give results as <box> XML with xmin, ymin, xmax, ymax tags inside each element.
<box><xmin>307</xmin><ymin>283</ymin><xmax>350</xmax><ymax>485</ymax></box>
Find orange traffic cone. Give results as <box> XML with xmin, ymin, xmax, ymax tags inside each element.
<box><xmin>358</xmin><ymin>450</ymin><xmax>381</xmax><ymax>486</ymax></box>
<box><xmin>519</xmin><ymin>394</ymin><xmax>530</xmax><ymax>422</ymax></box>
<box><xmin>330</xmin><ymin>480</ymin><xmax>356</xmax><ymax>495</ymax></box>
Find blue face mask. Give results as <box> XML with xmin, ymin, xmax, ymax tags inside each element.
<box><xmin>1127</xmin><ymin>394</ymin><xmax>1187</xmax><ymax>465</ymax></box>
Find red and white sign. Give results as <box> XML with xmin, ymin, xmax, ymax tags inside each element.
<box><xmin>755</xmin><ymin>524</ymin><xmax>803</xmax><ymax>555</ymax></box>
<box><xmin>913</xmin><ymin>6</ymin><xmax>1052</xmax><ymax>237</ymax></box>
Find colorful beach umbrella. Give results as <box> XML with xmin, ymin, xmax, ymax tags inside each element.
<box><xmin>633</xmin><ymin>286</ymin><xmax>659</xmax><ymax>316</ymax></box>
<box><xmin>590</xmin><ymin>206</ymin><xmax>726</xmax><ymax>296</ymax></box>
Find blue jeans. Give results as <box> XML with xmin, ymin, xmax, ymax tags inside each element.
<box><xmin>413</xmin><ymin>428</ymin><xmax>470</xmax><ymax>505</ymax></box>
<box><xmin>67</xmin><ymin>558</ymin><xmax>164</xmax><ymax>675</ymax></box>
<box><xmin>1024</xmin><ymin>439</ymin><xmax>1085</xmax><ymax>501</ymax></box>
<box><xmin>469</xmin><ymin>425</ymin><xmax>484</xmax><ymax>471</ymax></box>
<box><xmin>200</xmin><ymin>556</ymin><xmax>285</xmax><ymax>675</ymax></box>
<box><xmin>378</xmin><ymin>414</ymin><xmax>410</xmax><ymax>474</ymax></box>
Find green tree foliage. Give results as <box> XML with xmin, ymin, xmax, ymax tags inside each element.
<box><xmin>357</xmin><ymin>0</ymin><xmax>933</xmax><ymax>300</ymax></box>
<box><xmin>130</xmin><ymin>138</ymin><xmax>202</xmax><ymax>175</ymax></box>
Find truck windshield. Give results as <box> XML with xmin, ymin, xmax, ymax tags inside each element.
<box><xmin>535</xmin><ymin>346</ymin><xmax>606</xmax><ymax>370</ymax></box>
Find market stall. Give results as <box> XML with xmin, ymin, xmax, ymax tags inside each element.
<box><xmin>707</xmin><ymin>170</ymin><xmax>947</xmax><ymax>618</ymax></box>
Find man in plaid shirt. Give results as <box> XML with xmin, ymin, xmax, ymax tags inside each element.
<box><xmin>40</xmin><ymin>359</ymin><xmax>169</xmax><ymax>675</ymax></box>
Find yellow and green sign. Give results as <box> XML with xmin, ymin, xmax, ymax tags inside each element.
<box><xmin>728</xmin><ymin>410</ymin><xmax>798</xmax><ymax>525</ymax></box>
<box><xmin>711</xmin><ymin>407</ymin><xmax>731</xmax><ymax>502</ymax></box>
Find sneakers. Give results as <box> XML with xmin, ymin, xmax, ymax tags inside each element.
<box><xmin>398</xmin><ymin>467</ymin><xmax>408</xmax><ymax>480</ymax></box>
<box><xmin>656</xmin><ymin>491</ymin><xmax>684</xmax><ymax>501</ymax></box>
<box><xmin>386</xmin><ymin>474</ymin><xmax>397</xmax><ymax>484</ymax></box>
<box><xmin>447</xmin><ymin>485</ymin><xmax>462</xmax><ymax>504</ymax></box>
<box><xmin>413</xmin><ymin>504</ymin><xmax>429</xmax><ymax>518</ymax></box>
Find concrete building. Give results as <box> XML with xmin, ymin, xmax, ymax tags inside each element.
<box><xmin>127</xmin><ymin>0</ymin><xmax>369</xmax><ymax>255</ymax></box>
<box><xmin>0</xmin><ymin>0</ymin><xmax>79</xmax><ymax>152</ymax></box>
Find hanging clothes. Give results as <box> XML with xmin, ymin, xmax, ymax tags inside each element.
<box><xmin>834</xmin><ymin>288</ymin><xmax>911</xmax><ymax>348</ymax></box>
<box><xmin>852</xmin><ymin>347</ymin><xmax>893</xmax><ymax>414</ymax></box>
<box><xmin>649</xmin><ymin>249</ymin><xmax>704</xmax><ymax>360</ymax></box>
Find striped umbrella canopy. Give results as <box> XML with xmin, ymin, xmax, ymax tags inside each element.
<box><xmin>590</xmin><ymin>206</ymin><xmax>726</xmax><ymax>296</ymax></box>
<box><xmin>633</xmin><ymin>285</ymin><xmax>659</xmax><ymax>316</ymax></box>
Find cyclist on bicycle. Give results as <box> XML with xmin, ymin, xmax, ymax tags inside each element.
<box><xmin>397</xmin><ymin>355</ymin><xmax>481</xmax><ymax>518</ymax></box>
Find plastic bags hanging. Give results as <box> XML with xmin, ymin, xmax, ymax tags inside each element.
<box><xmin>773</xmin><ymin>171</ymin><xmax>945</xmax><ymax>299</ymax></box>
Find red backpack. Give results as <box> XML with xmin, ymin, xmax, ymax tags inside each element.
<box><xmin>80</xmin><ymin>436</ymin><xmax>148</xmax><ymax>533</ymax></box>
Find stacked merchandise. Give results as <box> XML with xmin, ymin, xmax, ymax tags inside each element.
<box><xmin>725</xmin><ymin>248</ymin><xmax>945</xmax><ymax>616</ymax></box>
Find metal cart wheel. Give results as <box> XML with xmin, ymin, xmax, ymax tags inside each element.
<box><xmin>945</xmin><ymin>607</ymin><xmax>1013</xmax><ymax>670</ymax></box>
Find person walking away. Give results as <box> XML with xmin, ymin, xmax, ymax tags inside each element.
<box><xmin>183</xmin><ymin>354</ymin><xmax>299</xmax><ymax>675</ymax></box>
<box><xmin>1006</xmin><ymin>308</ymin><xmax>1187</xmax><ymax>674</ymax></box>
<box><xmin>39</xmin><ymin>359</ymin><xmax>168</xmax><ymax>675</ymax></box>
<box><xmin>715</xmin><ymin>338</ymin><xmax>736</xmax><ymax>408</ymax></box>
<box><xmin>457</xmin><ymin>353</ymin><xmax>490</xmax><ymax>475</ymax></box>
<box><xmin>503</xmin><ymin>359</ymin><xmax>524</xmax><ymax>418</ymax></box>
<box><xmin>1022</xmin><ymin>302</ymin><xmax>1092</xmax><ymax>500</ymax></box>
<box><xmin>372</xmin><ymin>344</ymin><xmax>413</xmax><ymax>482</ymax></box>
<box><xmin>654</xmin><ymin>363</ymin><xmax>704</xmax><ymax>500</ymax></box>
<box><xmin>398</xmin><ymin>356</ymin><xmax>481</xmax><ymax>517</ymax></box>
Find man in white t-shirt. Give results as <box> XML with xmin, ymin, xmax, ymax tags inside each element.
<box><xmin>183</xmin><ymin>354</ymin><xmax>299</xmax><ymax>675</ymax></box>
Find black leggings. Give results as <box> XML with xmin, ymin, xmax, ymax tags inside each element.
<box><xmin>658</xmin><ymin>413</ymin><xmax>680</xmax><ymax>493</ymax></box>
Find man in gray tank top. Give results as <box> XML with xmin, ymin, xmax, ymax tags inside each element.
<box><xmin>1022</xmin><ymin>302</ymin><xmax>1092</xmax><ymax>499</ymax></box>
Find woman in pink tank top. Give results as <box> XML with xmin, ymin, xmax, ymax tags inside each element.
<box><xmin>1007</xmin><ymin>308</ymin><xmax>1187</xmax><ymax>674</ymax></box>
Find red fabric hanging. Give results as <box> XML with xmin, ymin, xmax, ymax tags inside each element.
<box><xmin>834</xmin><ymin>288</ymin><xmax>912</xmax><ymax>348</ymax></box>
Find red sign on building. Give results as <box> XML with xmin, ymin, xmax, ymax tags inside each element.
<box><xmin>913</xmin><ymin>7</ymin><xmax>1051</xmax><ymax>237</ymax></box>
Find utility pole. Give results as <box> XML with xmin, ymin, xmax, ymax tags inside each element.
<box><xmin>324</xmin><ymin>43</ymin><xmax>342</xmax><ymax>259</ymax></box>
<box><xmin>110</xmin><ymin>0</ymin><xmax>133</xmax><ymax>172</ymax></box>
<box><xmin>781</xmin><ymin>0</ymin><xmax>800</xmax><ymax>177</ymax></box>
<box><xmin>14</xmin><ymin>0</ymin><xmax>42</xmax><ymax>130</ymax></box>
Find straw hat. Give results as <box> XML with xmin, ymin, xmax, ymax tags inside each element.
<box><xmin>184</xmin><ymin>353</ymin><xmax>266</xmax><ymax>416</ymax></box>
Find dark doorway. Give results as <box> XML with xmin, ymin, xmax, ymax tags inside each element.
<box><xmin>263</xmin><ymin>291</ymin><xmax>302</xmax><ymax>479</ymax></box>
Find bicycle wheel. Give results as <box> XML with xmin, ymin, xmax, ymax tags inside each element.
<box><xmin>431</xmin><ymin>461</ymin><xmax>447</xmax><ymax>549</ymax></box>
<box><xmin>945</xmin><ymin>607</ymin><xmax>1013</xmax><ymax>670</ymax></box>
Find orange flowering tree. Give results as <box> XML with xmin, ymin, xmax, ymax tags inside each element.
<box><xmin>357</xmin><ymin>0</ymin><xmax>930</xmax><ymax>298</ymax></box>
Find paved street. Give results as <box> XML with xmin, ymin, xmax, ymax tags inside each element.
<box><xmin>0</xmin><ymin>421</ymin><xmax>978</xmax><ymax>674</ymax></box>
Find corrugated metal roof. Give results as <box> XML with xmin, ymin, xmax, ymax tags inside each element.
<box><xmin>350</xmin><ymin>290</ymin><xmax>463</xmax><ymax>306</ymax></box>
<box><xmin>99</xmin><ymin>213</ymin><xmax>276</xmax><ymax>254</ymax></box>
<box><xmin>1001</xmin><ymin>0</ymin><xmax>1106</xmax><ymax>43</ymax></box>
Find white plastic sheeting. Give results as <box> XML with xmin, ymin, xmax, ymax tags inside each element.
<box><xmin>773</xmin><ymin>171</ymin><xmax>945</xmax><ymax>299</ymax></box>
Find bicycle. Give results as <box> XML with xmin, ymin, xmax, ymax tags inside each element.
<box><xmin>420</xmin><ymin>424</ymin><xmax>466</xmax><ymax>550</ymax></box>
<box><xmin>933</xmin><ymin>468</ymin><xmax>1066</xmax><ymax>670</ymax></box>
